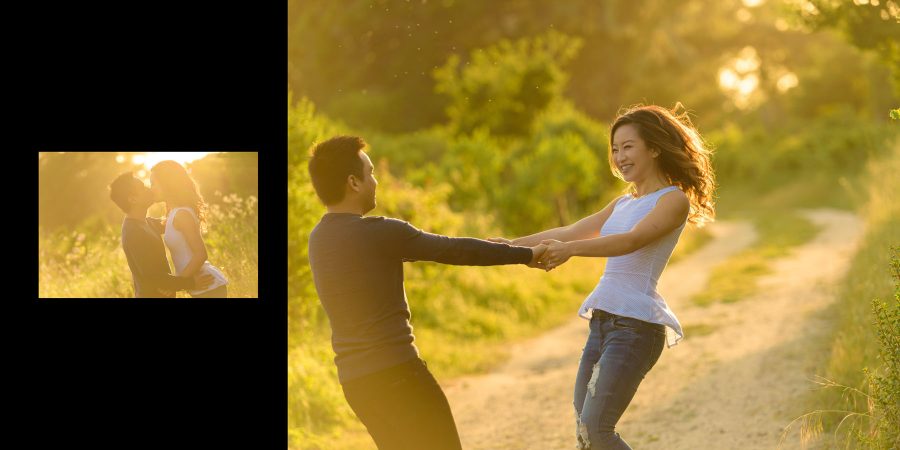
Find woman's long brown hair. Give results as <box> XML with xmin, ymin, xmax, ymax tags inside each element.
<box><xmin>608</xmin><ymin>103</ymin><xmax>717</xmax><ymax>227</ymax></box>
<box><xmin>150</xmin><ymin>160</ymin><xmax>208</xmax><ymax>232</ymax></box>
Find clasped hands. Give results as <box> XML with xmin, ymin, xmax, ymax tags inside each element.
<box><xmin>487</xmin><ymin>238</ymin><xmax>572</xmax><ymax>272</ymax></box>
<box><xmin>158</xmin><ymin>273</ymin><xmax>215</xmax><ymax>297</ymax></box>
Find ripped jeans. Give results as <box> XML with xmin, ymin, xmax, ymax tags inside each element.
<box><xmin>573</xmin><ymin>309</ymin><xmax>665</xmax><ymax>449</ymax></box>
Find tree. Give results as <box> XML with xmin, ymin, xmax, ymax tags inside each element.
<box><xmin>800</xmin><ymin>0</ymin><xmax>900</xmax><ymax>96</ymax></box>
<box><xmin>434</xmin><ymin>30</ymin><xmax>582</xmax><ymax>137</ymax></box>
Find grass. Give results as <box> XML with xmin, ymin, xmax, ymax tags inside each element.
<box><xmin>681</xmin><ymin>322</ymin><xmax>719</xmax><ymax>337</ymax></box>
<box><xmin>409</xmin><ymin>256</ymin><xmax>600</xmax><ymax>379</ymax></box>
<box><xmin>38</xmin><ymin>193</ymin><xmax>258</xmax><ymax>298</ymax></box>
<box><xmin>668</xmin><ymin>223</ymin><xmax>714</xmax><ymax>266</ymax></box>
<box><xmin>691</xmin><ymin>210</ymin><xmax>820</xmax><ymax>306</ymax></box>
<box><xmin>686</xmin><ymin>135</ymin><xmax>891</xmax><ymax>305</ymax></box>
<box><xmin>790</xmin><ymin>138</ymin><xmax>900</xmax><ymax>449</ymax></box>
<box><xmin>684</xmin><ymin>164</ymin><xmax>870</xmax><ymax>307</ymax></box>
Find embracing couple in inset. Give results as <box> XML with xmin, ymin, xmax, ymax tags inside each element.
<box><xmin>109</xmin><ymin>160</ymin><xmax>228</xmax><ymax>298</ymax></box>
<box><xmin>306</xmin><ymin>104</ymin><xmax>716</xmax><ymax>449</ymax></box>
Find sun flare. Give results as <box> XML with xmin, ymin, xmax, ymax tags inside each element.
<box><xmin>130</xmin><ymin>152</ymin><xmax>216</xmax><ymax>170</ymax></box>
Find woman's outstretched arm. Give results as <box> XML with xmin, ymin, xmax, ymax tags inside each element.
<box><xmin>539</xmin><ymin>191</ymin><xmax>689</xmax><ymax>270</ymax></box>
<box><xmin>491</xmin><ymin>195</ymin><xmax>623</xmax><ymax>247</ymax></box>
<box><xmin>173</xmin><ymin>209</ymin><xmax>209</xmax><ymax>277</ymax></box>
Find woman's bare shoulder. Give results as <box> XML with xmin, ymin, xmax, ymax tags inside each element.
<box><xmin>172</xmin><ymin>208</ymin><xmax>198</xmax><ymax>230</ymax></box>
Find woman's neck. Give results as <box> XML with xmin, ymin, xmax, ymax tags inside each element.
<box><xmin>632</xmin><ymin>176</ymin><xmax>671</xmax><ymax>197</ymax></box>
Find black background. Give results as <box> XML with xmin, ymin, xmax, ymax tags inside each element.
<box><xmin>12</xmin><ymin>2</ymin><xmax>284</xmax><ymax>448</ymax></box>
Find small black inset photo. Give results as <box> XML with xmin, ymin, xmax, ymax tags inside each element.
<box><xmin>39</xmin><ymin>152</ymin><xmax>258</xmax><ymax>298</ymax></box>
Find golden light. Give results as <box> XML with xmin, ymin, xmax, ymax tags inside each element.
<box><xmin>733</xmin><ymin>47</ymin><xmax>761</xmax><ymax>73</ymax></box>
<box><xmin>738</xmin><ymin>74</ymin><xmax>759</xmax><ymax>96</ymax></box>
<box><xmin>718</xmin><ymin>46</ymin><xmax>763</xmax><ymax>109</ymax></box>
<box><xmin>776</xmin><ymin>72</ymin><xmax>799</xmax><ymax>92</ymax></box>
<box><xmin>718</xmin><ymin>68</ymin><xmax>740</xmax><ymax>89</ymax></box>
<box><xmin>800</xmin><ymin>0</ymin><xmax>819</xmax><ymax>16</ymax></box>
<box><xmin>129</xmin><ymin>152</ymin><xmax>216</xmax><ymax>170</ymax></box>
<box><xmin>742</xmin><ymin>0</ymin><xmax>765</xmax><ymax>7</ymax></box>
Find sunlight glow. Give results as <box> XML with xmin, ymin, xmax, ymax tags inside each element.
<box><xmin>137</xmin><ymin>152</ymin><xmax>216</xmax><ymax>170</ymax></box>
<box><xmin>734</xmin><ymin>47</ymin><xmax>761</xmax><ymax>73</ymax></box>
<box><xmin>738</xmin><ymin>74</ymin><xmax>759</xmax><ymax>96</ymax></box>
<box><xmin>718</xmin><ymin>46</ymin><xmax>762</xmax><ymax>110</ymax></box>
<box><xmin>776</xmin><ymin>72</ymin><xmax>799</xmax><ymax>92</ymax></box>
<box><xmin>719</xmin><ymin>68</ymin><xmax>740</xmax><ymax>89</ymax></box>
<box><xmin>801</xmin><ymin>0</ymin><xmax>819</xmax><ymax>16</ymax></box>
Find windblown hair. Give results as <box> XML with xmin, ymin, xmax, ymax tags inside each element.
<box><xmin>609</xmin><ymin>103</ymin><xmax>716</xmax><ymax>227</ymax></box>
<box><xmin>150</xmin><ymin>160</ymin><xmax>208</xmax><ymax>231</ymax></box>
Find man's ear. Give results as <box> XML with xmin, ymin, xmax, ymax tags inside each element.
<box><xmin>347</xmin><ymin>174</ymin><xmax>362</xmax><ymax>193</ymax></box>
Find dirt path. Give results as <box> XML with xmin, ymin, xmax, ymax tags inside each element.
<box><xmin>442</xmin><ymin>209</ymin><xmax>864</xmax><ymax>449</ymax></box>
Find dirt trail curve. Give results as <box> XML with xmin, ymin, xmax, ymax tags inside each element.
<box><xmin>442</xmin><ymin>209</ymin><xmax>864</xmax><ymax>450</ymax></box>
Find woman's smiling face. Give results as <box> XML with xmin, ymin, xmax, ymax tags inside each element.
<box><xmin>611</xmin><ymin>123</ymin><xmax>658</xmax><ymax>183</ymax></box>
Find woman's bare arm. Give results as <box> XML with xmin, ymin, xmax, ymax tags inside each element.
<box><xmin>173</xmin><ymin>210</ymin><xmax>209</xmax><ymax>278</ymax></box>
<box><xmin>539</xmin><ymin>191</ymin><xmax>689</xmax><ymax>270</ymax></box>
<box><xmin>499</xmin><ymin>195</ymin><xmax>623</xmax><ymax>247</ymax></box>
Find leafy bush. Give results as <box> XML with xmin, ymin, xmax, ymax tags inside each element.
<box><xmin>434</xmin><ymin>30</ymin><xmax>583</xmax><ymax>137</ymax></box>
<box><xmin>709</xmin><ymin>108</ymin><xmax>898</xmax><ymax>185</ymax></box>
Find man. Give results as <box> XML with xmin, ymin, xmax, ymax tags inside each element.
<box><xmin>306</xmin><ymin>135</ymin><xmax>547</xmax><ymax>449</ymax></box>
<box><xmin>109</xmin><ymin>172</ymin><xmax>213</xmax><ymax>298</ymax></box>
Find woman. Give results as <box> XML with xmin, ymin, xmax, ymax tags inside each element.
<box><xmin>150</xmin><ymin>160</ymin><xmax>229</xmax><ymax>298</ymax></box>
<box><xmin>491</xmin><ymin>104</ymin><xmax>715</xmax><ymax>449</ymax></box>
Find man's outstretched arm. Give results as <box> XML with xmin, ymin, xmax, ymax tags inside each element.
<box><xmin>386</xmin><ymin>219</ymin><xmax>541</xmax><ymax>266</ymax></box>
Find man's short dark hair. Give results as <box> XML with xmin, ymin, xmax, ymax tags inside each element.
<box><xmin>308</xmin><ymin>135</ymin><xmax>367</xmax><ymax>205</ymax></box>
<box><xmin>109</xmin><ymin>172</ymin><xmax>138</xmax><ymax>213</ymax></box>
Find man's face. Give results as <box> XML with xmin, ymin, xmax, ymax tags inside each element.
<box><xmin>357</xmin><ymin>152</ymin><xmax>378</xmax><ymax>213</ymax></box>
<box><xmin>129</xmin><ymin>178</ymin><xmax>155</xmax><ymax>210</ymax></box>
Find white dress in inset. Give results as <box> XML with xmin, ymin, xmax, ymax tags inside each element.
<box><xmin>163</xmin><ymin>206</ymin><xmax>228</xmax><ymax>296</ymax></box>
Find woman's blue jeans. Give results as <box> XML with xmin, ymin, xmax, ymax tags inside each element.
<box><xmin>573</xmin><ymin>309</ymin><xmax>666</xmax><ymax>449</ymax></box>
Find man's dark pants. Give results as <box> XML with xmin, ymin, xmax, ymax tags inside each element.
<box><xmin>340</xmin><ymin>357</ymin><xmax>463</xmax><ymax>450</ymax></box>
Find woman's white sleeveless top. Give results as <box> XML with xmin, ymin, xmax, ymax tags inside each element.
<box><xmin>578</xmin><ymin>185</ymin><xmax>686</xmax><ymax>347</ymax></box>
<box><xmin>163</xmin><ymin>207</ymin><xmax>228</xmax><ymax>295</ymax></box>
